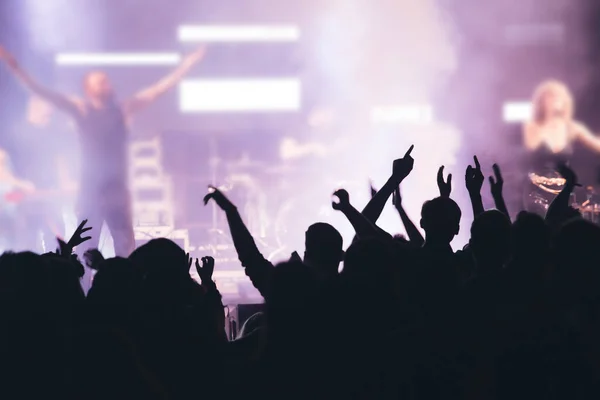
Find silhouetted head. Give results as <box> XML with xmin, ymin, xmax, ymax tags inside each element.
<box><xmin>342</xmin><ymin>238</ymin><xmax>395</xmax><ymax>291</ymax></box>
<box><xmin>87</xmin><ymin>257</ymin><xmax>140</xmax><ymax>307</ymax></box>
<box><xmin>41</xmin><ymin>253</ymin><xmax>85</xmax><ymax>305</ymax></box>
<box><xmin>0</xmin><ymin>252</ymin><xmax>50</xmax><ymax>310</ymax></box>
<box><xmin>469</xmin><ymin>210</ymin><xmax>512</xmax><ymax>272</ymax></box>
<box><xmin>129</xmin><ymin>238</ymin><xmax>188</xmax><ymax>279</ymax></box>
<box><xmin>532</xmin><ymin>80</ymin><xmax>573</xmax><ymax>123</ymax></box>
<box><xmin>304</xmin><ymin>222</ymin><xmax>343</xmax><ymax>277</ymax></box>
<box><xmin>554</xmin><ymin>219</ymin><xmax>600</xmax><ymax>300</ymax></box>
<box><xmin>420</xmin><ymin>197</ymin><xmax>461</xmax><ymax>246</ymax></box>
<box><xmin>83</xmin><ymin>71</ymin><xmax>114</xmax><ymax>102</ymax></box>
<box><xmin>266</xmin><ymin>261</ymin><xmax>317</xmax><ymax>334</ymax></box>
<box><xmin>511</xmin><ymin>211</ymin><xmax>550</xmax><ymax>262</ymax></box>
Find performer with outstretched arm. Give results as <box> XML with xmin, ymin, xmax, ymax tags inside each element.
<box><xmin>522</xmin><ymin>80</ymin><xmax>600</xmax><ymax>214</ymax></box>
<box><xmin>0</xmin><ymin>46</ymin><xmax>206</xmax><ymax>262</ymax></box>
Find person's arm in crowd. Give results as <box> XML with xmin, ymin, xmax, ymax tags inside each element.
<box><xmin>203</xmin><ymin>187</ymin><xmax>273</xmax><ymax>299</ymax></box>
<box><xmin>363</xmin><ymin>177</ymin><xmax>399</xmax><ymax>224</ymax></box>
<box><xmin>333</xmin><ymin>189</ymin><xmax>392</xmax><ymax>240</ymax></box>
<box><xmin>574</xmin><ymin>122</ymin><xmax>600</xmax><ymax>153</ymax></box>
<box><xmin>362</xmin><ymin>145</ymin><xmax>415</xmax><ymax>223</ymax></box>
<box><xmin>193</xmin><ymin>256</ymin><xmax>226</xmax><ymax>340</ymax></box>
<box><xmin>465</xmin><ymin>156</ymin><xmax>485</xmax><ymax>218</ymax></box>
<box><xmin>83</xmin><ymin>249</ymin><xmax>105</xmax><ymax>271</ymax></box>
<box><xmin>437</xmin><ymin>165</ymin><xmax>453</xmax><ymax>199</ymax></box>
<box><xmin>0</xmin><ymin>46</ymin><xmax>82</xmax><ymax>118</ymax></box>
<box><xmin>59</xmin><ymin>219</ymin><xmax>92</xmax><ymax>257</ymax></box>
<box><xmin>392</xmin><ymin>187</ymin><xmax>424</xmax><ymax>247</ymax></box>
<box><xmin>489</xmin><ymin>163</ymin><xmax>510</xmax><ymax>219</ymax></box>
<box><xmin>545</xmin><ymin>164</ymin><xmax>580</xmax><ymax>227</ymax></box>
<box><xmin>370</xmin><ymin>181</ymin><xmax>378</xmax><ymax>199</ymax></box>
<box><xmin>53</xmin><ymin>220</ymin><xmax>92</xmax><ymax>278</ymax></box>
<box><xmin>123</xmin><ymin>47</ymin><xmax>206</xmax><ymax>116</ymax></box>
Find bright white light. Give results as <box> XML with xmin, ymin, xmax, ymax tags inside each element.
<box><xmin>55</xmin><ymin>53</ymin><xmax>182</xmax><ymax>66</ymax></box>
<box><xmin>178</xmin><ymin>25</ymin><xmax>300</xmax><ymax>42</ymax></box>
<box><xmin>503</xmin><ymin>101</ymin><xmax>532</xmax><ymax>123</ymax></box>
<box><xmin>179</xmin><ymin>79</ymin><xmax>301</xmax><ymax>112</ymax></box>
<box><xmin>370</xmin><ymin>105</ymin><xmax>434</xmax><ymax>124</ymax></box>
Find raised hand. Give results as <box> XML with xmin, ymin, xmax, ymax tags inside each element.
<box><xmin>58</xmin><ymin>219</ymin><xmax>92</xmax><ymax>256</ymax></box>
<box><xmin>437</xmin><ymin>166</ymin><xmax>452</xmax><ymax>198</ymax></box>
<box><xmin>187</xmin><ymin>253</ymin><xmax>194</xmax><ymax>272</ymax></box>
<box><xmin>465</xmin><ymin>156</ymin><xmax>485</xmax><ymax>195</ymax></box>
<box><xmin>332</xmin><ymin>189</ymin><xmax>350</xmax><ymax>211</ymax></box>
<box><xmin>557</xmin><ymin>163</ymin><xmax>580</xmax><ymax>188</ymax></box>
<box><xmin>195</xmin><ymin>256</ymin><xmax>215</xmax><ymax>285</ymax></box>
<box><xmin>56</xmin><ymin>238</ymin><xmax>69</xmax><ymax>256</ymax></box>
<box><xmin>392</xmin><ymin>145</ymin><xmax>415</xmax><ymax>183</ymax></box>
<box><xmin>489</xmin><ymin>164</ymin><xmax>504</xmax><ymax>197</ymax></box>
<box><xmin>69</xmin><ymin>219</ymin><xmax>93</xmax><ymax>249</ymax></box>
<box><xmin>203</xmin><ymin>186</ymin><xmax>236</xmax><ymax>211</ymax></box>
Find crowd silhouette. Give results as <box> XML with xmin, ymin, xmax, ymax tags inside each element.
<box><xmin>0</xmin><ymin>132</ymin><xmax>598</xmax><ymax>399</ymax></box>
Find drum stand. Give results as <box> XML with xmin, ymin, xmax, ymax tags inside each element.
<box><xmin>206</xmin><ymin>135</ymin><xmax>230</xmax><ymax>253</ymax></box>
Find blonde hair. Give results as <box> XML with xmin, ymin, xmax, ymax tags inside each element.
<box><xmin>531</xmin><ymin>80</ymin><xmax>574</xmax><ymax>124</ymax></box>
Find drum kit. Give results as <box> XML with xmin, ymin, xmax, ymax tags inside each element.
<box><xmin>206</xmin><ymin>153</ymin><xmax>365</xmax><ymax>259</ymax></box>
<box><xmin>527</xmin><ymin>173</ymin><xmax>600</xmax><ymax>223</ymax></box>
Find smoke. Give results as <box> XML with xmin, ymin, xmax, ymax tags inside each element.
<box><xmin>290</xmin><ymin>0</ymin><xmax>465</xmax><ymax>249</ymax></box>
<box><xmin>22</xmin><ymin>0</ymin><xmax>104</xmax><ymax>53</ymax></box>
<box><xmin>310</xmin><ymin>0</ymin><xmax>458</xmax><ymax>105</ymax></box>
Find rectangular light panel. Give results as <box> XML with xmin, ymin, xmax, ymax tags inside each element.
<box><xmin>178</xmin><ymin>25</ymin><xmax>300</xmax><ymax>42</ymax></box>
<box><xmin>55</xmin><ymin>53</ymin><xmax>182</xmax><ymax>66</ymax></box>
<box><xmin>179</xmin><ymin>78</ymin><xmax>301</xmax><ymax>112</ymax></box>
<box><xmin>503</xmin><ymin>101</ymin><xmax>532</xmax><ymax>123</ymax></box>
<box><xmin>371</xmin><ymin>105</ymin><xmax>434</xmax><ymax>124</ymax></box>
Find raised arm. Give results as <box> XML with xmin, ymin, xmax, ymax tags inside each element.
<box><xmin>203</xmin><ymin>186</ymin><xmax>273</xmax><ymax>299</ymax></box>
<box><xmin>362</xmin><ymin>145</ymin><xmax>414</xmax><ymax>223</ymax></box>
<box><xmin>546</xmin><ymin>164</ymin><xmax>580</xmax><ymax>228</ymax></box>
<box><xmin>392</xmin><ymin>187</ymin><xmax>424</xmax><ymax>246</ymax></box>
<box><xmin>193</xmin><ymin>256</ymin><xmax>226</xmax><ymax>341</ymax></box>
<box><xmin>574</xmin><ymin>122</ymin><xmax>600</xmax><ymax>153</ymax></box>
<box><xmin>489</xmin><ymin>164</ymin><xmax>510</xmax><ymax>218</ymax></box>
<box><xmin>437</xmin><ymin>166</ymin><xmax>452</xmax><ymax>198</ymax></box>
<box><xmin>465</xmin><ymin>156</ymin><xmax>485</xmax><ymax>218</ymax></box>
<box><xmin>0</xmin><ymin>46</ymin><xmax>81</xmax><ymax>118</ymax></box>
<box><xmin>333</xmin><ymin>189</ymin><xmax>392</xmax><ymax>241</ymax></box>
<box><xmin>123</xmin><ymin>46</ymin><xmax>206</xmax><ymax>116</ymax></box>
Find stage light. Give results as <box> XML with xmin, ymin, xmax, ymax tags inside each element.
<box><xmin>370</xmin><ymin>105</ymin><xmax>434</xmax><ymax>124</ymax></box>
<box><xmin>179</xmin><ymin>78</ymin><xmax>301</xmax><ymax>112</ymax></box>
<box><xmin>55</xmin><ymin>53</ymin><xmax>182</xmax><ymax>66</ymax></box>
<box><xmin>178</xmin><ymin>25</ymin><xmax>300</xmax><ymax>43</ymax></box>
<box><xmin>503</xmin><ymin>101</ymin><xmax>531</xmax><ymax>123</ymax></box>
